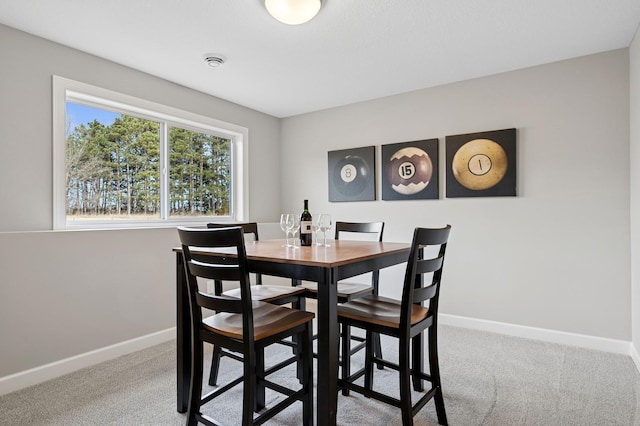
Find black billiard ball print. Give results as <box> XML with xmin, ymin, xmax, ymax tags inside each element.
<box><xmin>332</xmin><ymin>155</ymin><xmax>370</xmax><ymax>196</ymax></box>
<box><xmin>327</xmin><ymin>146</ymin><xmax>376</xmax><ymax>202</ymax></box>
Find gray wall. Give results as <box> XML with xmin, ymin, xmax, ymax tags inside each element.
<box><xmin>281</xmin><ymin>49</ymin><xmax>631</xmax><ymax>340</ymax></box>
<box><xmin>631</xmin><ymin>30</ymin><xmax>640</xmax><ymax>355</ymax></box>
<box><xmin>0</xmin><ymin>24</ymin><xmax>281</xmax><ymax>377</ymax></box>
<box><xmin>0</xmin><ymin>21</ymin><xmax>636</xmax><ymax>380</ymax></box>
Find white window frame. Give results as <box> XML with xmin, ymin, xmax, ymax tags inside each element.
<box><xmin>52</xmin><ymin>76</ymin><xmax>249</xmax><ymax>230</ymax></box>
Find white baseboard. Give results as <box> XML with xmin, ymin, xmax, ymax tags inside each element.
<box><xmin>440</xmin><ymin>313</ymin><xmax>631</xmax><ymax>355</ymax></box>
<box><xmin>631</xmin><ymin>342</ymin><xmax>640</xmax><ymax>373</ymax></box>
<box><xmin>2</xmin><ymin>317</ymin><xmax>637</xmax><ymax>397</ymax></box>
<box><xmin>0</xmin><ymin>327</ymin><xmax>175</xmax><ymax>397</ymax></box>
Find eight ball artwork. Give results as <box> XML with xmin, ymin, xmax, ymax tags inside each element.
<box><xmin>328</xmin><ymin>146</ymin><xmax>375</xmax><ymax>202</ymax></box>
<box><xmin>446</xmin><ymin>128</ymin><xmax>516</xmax><ymax>197</ymax></box>
<box><xmin>382</xmin><ymin>139</ymin><xmax>439</xmax><ymax>201</ymax></box>
<box><xmin>333</xmin><ymin>155</ymin><xmax>370</xmax><ymax>196</ymax></box>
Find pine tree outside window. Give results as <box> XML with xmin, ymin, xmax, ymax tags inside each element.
<box><xmin>53</xmin><ymin>76</ymin><xmax>248</xmax><ymax>229</ymax></box>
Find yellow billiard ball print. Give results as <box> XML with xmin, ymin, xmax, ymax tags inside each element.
<box><xmin>452</xmin><ymin>138</ymin><xmax>508</xmax><ymax>190</ymax></box>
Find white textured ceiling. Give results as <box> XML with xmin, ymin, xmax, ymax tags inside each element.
<box><xmin>1</xmin><ymin>0</ymin><xmax>639</xmax><ymax>118</ymax></box>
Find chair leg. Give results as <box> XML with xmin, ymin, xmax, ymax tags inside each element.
<box><xmin>187</xmin><ymin>340</ymin><xmax>204</xmax><ymax>426</ymax></box>
<box><xmin>399</xmin><ymin>336</ymin><xmax>413</xmax><ymax>426</ymax></box>
<box><xmin>296</xmin><ymin>340</ymin><xmax>304</xmax><ymax>384</ymax></box>
<box><xmin>293</xmin><ymin>295</ymin><xmax>306</xmax><ymax>312</ymax></box>
<box><xmin>363</xmin><ymin>330</ymin><xmax>374</xmax><ymax>392</ymax></box>
<box><xmin>301</xmin><ymin>324</ymin><xmax>314</xmax><ymax>426</ymax></box>
<box><xmin>428</xmin><ymin>327</ymin><xmax>448</xmax><ymax>425</ymax></box>
<box><xmin>373</xmin><ymin>332</ymin><xmax>384</xmax><ymax>369</ymax></box>
<box><xmin>341</xmin><ymin>323</ymin><xmax>351</xmax><ymax>396</ymax></box>
<box><xmin>255</xmin><ymin>346</ymin><xmax>266</xmax><ymax>413</ymax></box>
<box><xmin>208</xmin><ymin>345</ymin><xmax>222</xmax><ymax>386</ymax></box>
<box><xmin>242</xmin><ymin>349</ymin><xmax>256</xmax><ymax>426</ymax></box>
<box><xmin>293</xmin><ymin>295</ymin><xmax>305</xmax><ymax>383</ymax></box>
<box><xmin>412</xmin><ymin>331</ymin><xmax>424</xmax><ymax>392</ymax></box>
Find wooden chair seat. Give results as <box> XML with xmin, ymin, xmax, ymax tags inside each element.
<box><xmin>301</xmin><ymin>281</ymin><xmax>374</xmax><ymax>302</ymax></box>
<box><xmin>204</xmin><ymin>301</ymin><xmax>315</xmax><ymax>341</ymax></box>
<box><xmin>223</xmin><ymin>285</ymin><xmax>307</xmax><ymax>304</ymax></box>
<box><xmin>337</xmin><ymin>295</ymin><xmax>429</xmax><ymax>329</ymax></box>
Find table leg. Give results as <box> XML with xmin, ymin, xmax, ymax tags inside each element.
<box><xmin>316</xmin><ymin>268</ymin><xmax>339</xmax><ymax>426</ymax></box>
<box><xmin>176</xmin><ymin>253</ymin><xmax>191</xmax><ymax>413</ymax></box>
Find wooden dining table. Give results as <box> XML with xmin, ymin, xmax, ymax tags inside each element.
<box><xmin>174</xmin><ymin>238</ymin><xmax>411</xmax><ymax>426</ymax></box>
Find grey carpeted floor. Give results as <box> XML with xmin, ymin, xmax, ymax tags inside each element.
<box><xmin>1</xmin><ymin>325</ymin><xmax>639</xmax><ymax>425</ymax></box>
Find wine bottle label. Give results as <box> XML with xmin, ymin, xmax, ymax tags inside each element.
<box><xmin>301</xmin><ymin>221</ymin><xmax>312</xmax><ymax>234</ymax></box>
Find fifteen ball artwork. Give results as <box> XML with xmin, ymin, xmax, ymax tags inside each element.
<box><xmin>451</xmin><ymin>138</ymin><xmax>508</xmax><ymax>190</ymax></box>
<box><xmin>388</xmin><ymin>147</ymin><xmax>433</xmax><ymax>195</ymax></box>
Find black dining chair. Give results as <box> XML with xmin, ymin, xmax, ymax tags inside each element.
<box><xmin>300</xmin><ymin>221</ymin><xmax>385</xmax><ymax>365</ymax></box>
<box><xmin>178</xmin><ymin>226</ymin><xmax>314</xmax><ymax>426</ymax></box>
<box><xmin>206</xmin><ymin>222</ymin><xmax>307</xmax><ymax>385</ymax></box>
<box><xmin>337</xmin><ymin>225</ymin><xmax>451</xmax><ymax>426</ymax></box>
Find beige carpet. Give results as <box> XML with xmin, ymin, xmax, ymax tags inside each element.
<box><xmin>1</xmin><ymin>325</ymin><xmax>639</xmax><ymax>425</ymax></box>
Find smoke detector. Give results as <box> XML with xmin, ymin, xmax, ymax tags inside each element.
<box><xmin>203</xmin><ymin>54</ymin><xmax>226</xmax><ymax>68</ymax></box>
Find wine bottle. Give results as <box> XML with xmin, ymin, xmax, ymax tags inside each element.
<box><xmin>300</xmin><ymin>199</ymin><xmax>312</xmax><ymax>246</ymax></box>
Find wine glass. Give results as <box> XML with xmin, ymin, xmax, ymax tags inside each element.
<box><xmin>318</xmin><ymin>214</ymin><xmax>332</xmax><ymax>247</ymax></box>
<box><xmin>280</xmin><ymin>213</ymin><xmax>293</xmax><ymax>247</ymax></box>
<box><xmin>311</xmin><ymin>216</ymin><xmax>322</xmax><ymax>246</ymax></box>
<box><xmin>289</xmin><ymin>215</ymin><xmax>301</xmax><ymax>249</ymax></box>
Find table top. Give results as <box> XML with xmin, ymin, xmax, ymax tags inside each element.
<box><xmin>175</xmin><ymin>239</ymin><xmax>411</xmax><ymax>268</ymax></box>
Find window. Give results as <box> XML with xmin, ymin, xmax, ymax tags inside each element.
<box><xmin>53</xmin><ymin>76</ymin><xmax>248</xmax><ymax>229</ymax></box>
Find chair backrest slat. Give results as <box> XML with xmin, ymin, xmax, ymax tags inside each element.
<box><xmin>413</xmin><ymin>283</ymin><xmax>437</xmax><ymax>304</ymax></box>
<box><xmin>414</xmin><ymin>257</ymin><xmax>444</xmax><ymax>275</ymax></box>
<box><xmin>195</xmin><ymin>292</ymin><xmax>244</xmax><ymax>313</ymax></box>
<box><xmin>190</xmin><ymin>252</ymin><xmax>236</xmax><ymax>265</ymax></box>
<box><xmin>208</xmin><ymin>222</ymin><xmax>259</xmax><ymax>241</ymax></box>
<box><xmin>414</xmin><ymin>226</ymin><xmax>450</xmax><ymax>246</ymax></box>
<box><xmin>181</xmin><ymin>227</ymin><xmax>241</xmax><ymax>248</ymax></box>
<box><xmin>335</xmin><ymin>221</ymin><xmax>384</xmax><ymax>241</ymax></box>
<box><xmin>187</xmin><ymin>260</ymin><xmax>243</xmax><ymax>281</ymax></box>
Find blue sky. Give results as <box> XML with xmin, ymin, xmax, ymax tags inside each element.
<box><xmin>66</xmin><ymin>102</ymin><xmax>120</xmax><ymax>136</ymax></box>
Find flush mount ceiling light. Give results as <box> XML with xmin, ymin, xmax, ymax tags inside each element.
<box><xmin>203</xmin><ymin>54</ymin><xmax>226</xmax><ymax>68</ymax></box>
<box><xmin>265</xmin><ymin>0</ymin><xmax>321</xmax><ymax>25</ymax></box>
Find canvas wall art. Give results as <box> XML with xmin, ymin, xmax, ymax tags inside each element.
<box><xmin>381</xmin><ymin>139</ymin><xmax>439</xmax><ymax>201</ymax></box>
<box><xmin>327</xmin><ymin>146</ymin><xmax>376</xmax><ymax>202</ymax></box>
<box><xmin>445</xmin><ymin>128</ymin><xmax>517</xmax><ymax>197</ymax></box>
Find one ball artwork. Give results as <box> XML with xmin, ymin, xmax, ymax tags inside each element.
<box><xmin>451</xmin><ymin>138</ymin><xmax>507</xmax><ymax>190</ymax></box>
<box><xmin>332</xmin><ymin>154</ymin><xmax>371</xmax><ymax>196</ymax></box>
<box><xmin>388</xmin><ymin>147</ymin><xmax>433</xmax><ymax>195</ymax></box>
